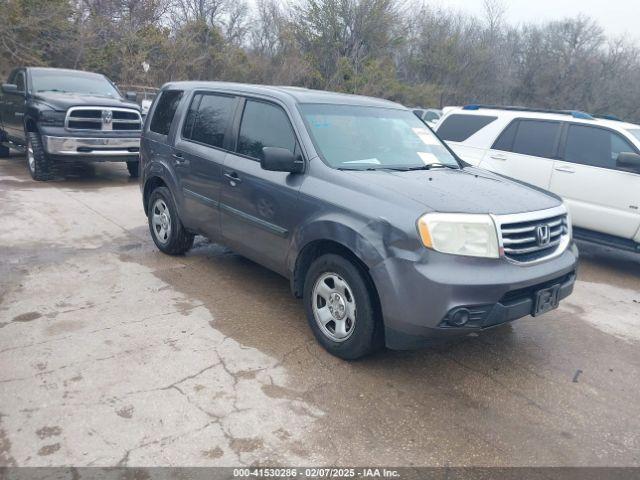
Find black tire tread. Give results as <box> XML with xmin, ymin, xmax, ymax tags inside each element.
<box><xmin>0</xmin><ymin>144</ymin><xmax>10</xmax><ymax>158</ymax></box>
<box><xmin>147</xmin><ymin>186</ymin><xmax>194</xmax><ymax>255</ymax></box>
<box><xmin>127</xmin><ymin>160</ymin><xmax>139</xmax><ymax>178</ymax></box>
<box><xmin>27</xmin><ymin>131</ymin><xmax>54</xmax><ymax>181</ymax></box>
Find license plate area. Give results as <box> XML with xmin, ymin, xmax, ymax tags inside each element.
<box><xmin>533</xmin><ymin>284</ymin><xmax>561</xmax><ymax>316</ymax></box>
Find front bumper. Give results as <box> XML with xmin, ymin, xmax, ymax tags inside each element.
<box><xmin>42</xmin><ymin>135</ymin><xmax>140</xmax><ymax>159</ymax></box>
<box><xmin>370</xmin><ymin>243</ymin><xmax>579</xmax><ymax>350</ymax></box>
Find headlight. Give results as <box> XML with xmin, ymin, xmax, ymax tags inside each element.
<box><xmin>417</xmin><ymin>213</ymin><xmax>499</xmax><ymax>258</ymax></box>
<box><xmin>39</xmin><ymin>110</ymin><xmax>66</xmax><ymax>126</ymax></box>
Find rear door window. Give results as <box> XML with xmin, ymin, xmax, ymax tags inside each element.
<box><xmin>492</xmin><ymin>120</ymin><xmax>518</xmax><ymax>151</ymax></box>
<box><xmin>184</xmin><ymin>93</ymin><xmax>236</xmax><ymax>149</ymax></box>
<box><xmin>436</xmin><ymin>114</ymin><xmax>497</xmax><ymax>142</ymax></box>
<box><xmin>236</xmin><ymin>100</ymin><xmax>296</xmax><ymax>160</ymax></box>
<box><xmin>563</xmin><ymin>124</ymin><xmax>637</xmax><ymax>170</ymax></box>
<box><xmin>510</xmin><ymin>120</ymin><xmax>560</xmax><ymax>159</ymax></box>
<box><xmin>149</xmin><ymin>90</ymin><xmax>183</xmax><ymax>136</ymax></box>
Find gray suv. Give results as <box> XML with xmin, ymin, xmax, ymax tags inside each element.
<box><xmin>140</xmin><ymin>82</ymin><xmax>578</xmax><ymax>359</ymax></box>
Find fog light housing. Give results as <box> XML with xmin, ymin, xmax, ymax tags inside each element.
<box><xmin>448</xmin><ymin>308</ymin><xmax>470</xmax><ymax>327</ymax></box>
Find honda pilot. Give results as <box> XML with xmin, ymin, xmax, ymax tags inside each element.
<box><xmin>140</xmin><ymin>83</ymin><xmax>578</xmax><ymax>359</ymax></box>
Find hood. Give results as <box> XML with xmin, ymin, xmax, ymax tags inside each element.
<box><xmin>32</xmin><ymin>92</ymin><xmax>140</xmax><ymax>111</ymax></box>
<box><xmin>342</xmin><ymin>166</ymin><xmax>561</xmax><ymax>215</ymax></box>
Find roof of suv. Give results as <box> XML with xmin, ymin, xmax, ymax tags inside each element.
<box><xmin>443</xmin><ymin>106</ymin><xmax>640</xmax><ymax>131</ymax></box>
<box><xmin>161</xmin><ymin>81</ymin><xmax>405</xmax><ymax>109</ymax></box>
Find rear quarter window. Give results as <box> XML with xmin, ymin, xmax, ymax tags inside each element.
<box><xmin>436</xmin><ymin>114</ymin><xmax>497</xmax><ymax>142</ymax></box>
<box><xmin>149</xmin><ymin>90</ymin><xmax>183</xmax><ymax>136</ymax></box>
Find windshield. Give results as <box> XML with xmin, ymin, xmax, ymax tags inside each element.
<box><xmin>300</xmin><ymin>104</ymin><xmax>459</xmax><ymax>170</ymax></box>
<box><xmin>628</xmin><ymin>129</ymin><xmax>640</xmax><ymax>143</ymax></box>
<box><xmin>31</xmin><ymin>70</ymin><xmax>121</xmax><ymax>98</ymax></box>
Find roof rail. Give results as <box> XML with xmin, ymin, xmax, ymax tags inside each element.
<box><xmin>594</xmin><ymin>114</ymin><xmax>624</xmax><ymax>122</ymax></box>
<box><xmin>462</xmin><ymin>105</ymin><xmax>595</xmax><ymax>120</ymax></box>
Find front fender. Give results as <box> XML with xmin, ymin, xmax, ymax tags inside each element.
<box><xmin>286</xmin><ymin>212</ymin><xmax>421</xmax><ymax>277</ymax></box>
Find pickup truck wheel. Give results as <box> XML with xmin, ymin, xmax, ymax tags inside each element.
<box><xmin>147</xmin><ymin>186</ymin><xmax>194</xmax><ymax>255</ymax></box>
<box><xmin>304</xmin><ymin>254</ymin><xmax>382</xmax><ymax>360</ymax></box>
<box><xmin>26</xmin><ymin>132</ymin><xmax>53</xmax><ymax>181</ymax></box>
<box><xmin>127</xmin><ymin>161</ymin><xmax>139</xmax><ymax>178</ymax></box>
<box><xmin>0</xmin><ymin>145</ymin><xmax>9</xmax><ymax>158</ymax></box>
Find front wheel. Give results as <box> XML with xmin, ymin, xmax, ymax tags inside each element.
<box><xmin>127</xmin><ymin>160</ymin><xmax>139</xmax><ymax>178</ymax></box>
<box><xmin>0</xmin><ymin>144</ymin><xmax>10</xmax><ymax>158</ymax></box>
<box><xmin>304</xmin><ymin>254</ymin><xmax>382</xmax><ymax>360</ymax></box>
<box><xmin>27</xmin><ymin>132</ymin><xmax>53</xmax><ymax>181</ymax></box>
<box><xmin>147</xmin><ymin>186</ymin><xmax>194</xmax><ymax>255</ymax></box>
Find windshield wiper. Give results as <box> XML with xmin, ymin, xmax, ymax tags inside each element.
<box><xmin>337</xmin><ymin>167</ymin><xmax>379</xmax><ymax>171</ymax></box>
<box><xmin>392</xmin><ymin>163</ymin><xmax>458</xmax><ymax>171</ymax></box>
<box><xmin>37</xmin><ymin>89</ymin><xmax>69</xmax><ymax>93</ymax></box>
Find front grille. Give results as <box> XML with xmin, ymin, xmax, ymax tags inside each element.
<box><xmin>66</xmin><ymin>107</ymin><xmax>142</xmax><ymax>131</ymax></box>
<box><xmin>500</xmin><ymin>213</ymin><xmax>569</xmax><ymax>263</ymax></box>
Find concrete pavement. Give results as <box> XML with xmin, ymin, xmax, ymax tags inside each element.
<box><xmin>0</xmin><ymin>156</ymin><xmax>639</xmax><ymax>467</ymax></box>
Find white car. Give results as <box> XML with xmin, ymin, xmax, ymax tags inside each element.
<box><xmin>436</xmin><ymin>106</ymin><xmax>640</xmax><ymax>252</ymax></box>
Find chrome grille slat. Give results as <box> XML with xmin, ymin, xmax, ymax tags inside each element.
<box><xmin>502</xmin><ymin>235</ymin><xmax>536</xmax><ymax>245</ymax></box>
<box><xmin>504</xmin><ymin>239</ymin><xmax>561</xmax><ymax>254</ymax></box>
<box><xmin>501</xmin><ymin>218</ymin><xmax>563</xmax><ymax>235</ymax></box>
<box><xmin>496</xmin><ymin>208</ymin><xmax>570</xmax><ymax>264</ymax></box>
<box><xmin>65</xmin><ymin>107</ymin><xmax>142</xmax><ymax>132</ymax></box>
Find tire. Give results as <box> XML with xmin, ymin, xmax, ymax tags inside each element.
<box><xmin>303</xmin><ymin>253</ymin><xmax>382</xmax><ymax>360</ymax></box>
<box><xmin>127</xmin><ymin>160</ymin><xmax>139</xmax><ymax>178</ymax></box>
<box><xmin>26</xmin><ymin>132</ymin><xmax>54</xmax><ymax>181</ymax></box>
<box><xmin>147</xmin><ymin>186</ymin><xmax>194</xmax><ymax>255</ymax></box>
<box><xmin>0</xmin><ymin>144</ymin><xmax>9</xmax><ymax>158</ymax></box>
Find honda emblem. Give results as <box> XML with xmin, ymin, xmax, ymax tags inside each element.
<box><xmin>536</xmin><ymin>224</ymin><xmax>551</xmax><ymax>247</ymax></box>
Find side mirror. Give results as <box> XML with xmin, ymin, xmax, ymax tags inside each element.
<box><xmin>2</xmin><ymin>83</ymin><xmax>19</xmax><ymax>94</ymax></box>
<box><xmin>125</xmin><ymin>91</ymin><xmax>137</xmax><ymax>101</ymax></box>
<box><xmin>617</xmin><ymin>152</ymin><xmax>640</xmax><ymax>172</ymax></box>
<box><xmin>261</xmin><ymin>147</ymin><xmax>304</xmax><ymax>173</ymax></box>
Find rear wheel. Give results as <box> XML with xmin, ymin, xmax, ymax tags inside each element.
<box><xmin>26</xmin><ymin>132</ymin><xmax>53</xmax><ymax>181</ymax></box>
<box><xmin>127</xmin><ymin>160</ymin><xmax>139</xmax><ymax>178</ymax></box>
<box><xmin>304</xmin><ymin>253</ymin><xmax>382</xmax><ymax>360</ymax></box>
<box><xmin>147</xmin><ymin>186</ymin><xmax>194</xmax><ymax>255</ymax></box>
<box><xmin>0</xmin><ymin>144</ymin><xmax>10</xmax><ymax>158</ymax></box>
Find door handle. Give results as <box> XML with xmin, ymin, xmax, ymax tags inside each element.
<box><xmin>489</xmin><ymin>154</ymin><xmax>507</xmax><ymax>161</ymax></box>
<box><xmin>224</xmin><ymin>172</ymin><xmax>242</xmax><ymax>185</ymax></box>
<box><xmin>172</xmin><ymin>153</ymin><xmax>188</xmax><ymax>165</ymax></box>
<box><xmin>555</xmin><ymin>166</ymin><xmax>575</xmax><ymax>173</ymax></box>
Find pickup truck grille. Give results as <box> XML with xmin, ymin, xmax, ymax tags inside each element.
<box><xmin>66</xmin><ymin>107</ymin><xmax>142</xmax><ymax>131</ymax></box>
<box><xmin>499</xmin><ymin>212</ymin><xmax>569</xmax><ymax>263</ymax></box>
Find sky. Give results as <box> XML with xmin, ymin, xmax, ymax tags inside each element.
<box><xmin>437</xmin><ymin>0</ymin><xmax>640</xmax><ymax>43</ymax></box>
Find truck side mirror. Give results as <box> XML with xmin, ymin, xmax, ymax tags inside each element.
<box><xmin>2</xmin><ymin>83</ymin><xmax>19</xmax><ymax>94</ymax></box>
<box><xmin>617</xmin><ymin>152</ymin><xmax>640</xmax><ymax>172</ymax></box>
<box><xmin>125</xmin><ymin>91</ymin><xmax>137</xmax><ymax>102</ymax></box>
<box><xmin>261</xmin><ymin>147</ymin><xmax>304</xmax><ymax>173</ymax></box>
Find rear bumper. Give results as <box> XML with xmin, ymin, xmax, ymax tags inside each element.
<box><xmin>42</xmin><ymin>136</ymin><xmax>140</xmax><ymax>160</ymax></box>
<box><xmin>370</xmin><ymin>243</ymin><xmax>579</xmax><ymax>350</ymax></box>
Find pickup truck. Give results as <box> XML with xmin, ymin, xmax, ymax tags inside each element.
<box><xmin>0</xmin><ymin>67</ymin><xmax>142</xmax><ymax>180</ymax></box>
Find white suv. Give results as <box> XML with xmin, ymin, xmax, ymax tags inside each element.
<box><xmin>436</xmin><ymin>106</ymin><xmax>640</xmax><ymax>253</ymax></box>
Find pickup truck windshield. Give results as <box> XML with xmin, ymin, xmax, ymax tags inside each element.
<box><xmin>31</xmin><ymin>70</ymin><xmax>121</xmax><ymax>98</ymax></box>
<box><xmin>300</xmin><ymin>104</ymin><xmax>459</xmax><ymax>170</ymax></box>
